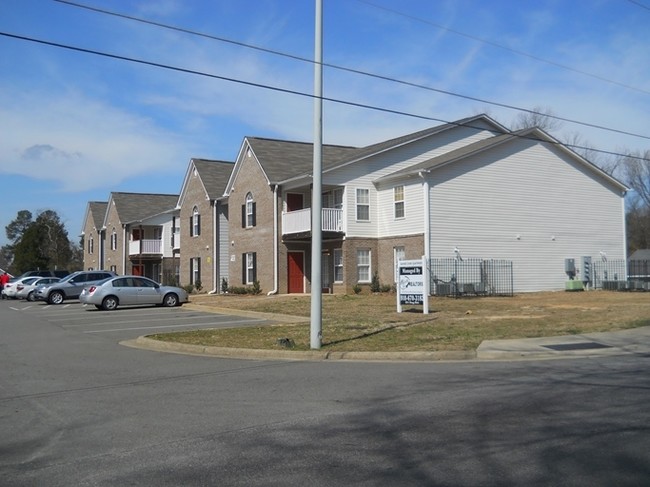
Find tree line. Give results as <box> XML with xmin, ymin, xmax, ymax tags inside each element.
<box><xmin>1</xmin><ymin>210</ymin><xmax>83</xmax><ymax>274</ymax></box>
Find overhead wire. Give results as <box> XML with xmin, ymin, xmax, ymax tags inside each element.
<box><xmin>2</xmin><ymin>30</ymin><xmax>648</xmax><ymax>163</ymax></box>
<box><xmin>52</xmin><ymin>0</ymin><xmax>650</xmax><ymax>143</ymax></box>
<box><xmin>357</xmin><ymin>0</ymin><xmax>650</xmax><ymax>96</ymax></box>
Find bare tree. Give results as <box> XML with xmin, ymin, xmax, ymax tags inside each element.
<box><xmin>512</xmin><ymin>106</ymin><xmax>563</xmax><ymax>132</ymax></box>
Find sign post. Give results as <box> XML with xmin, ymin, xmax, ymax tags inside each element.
<box><xmin>397</xmin><ymin>256</ymin><xmax>429</xmax><ymax>314</ymax></box>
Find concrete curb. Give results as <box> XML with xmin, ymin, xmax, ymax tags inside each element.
<box><xmin>120</xmin><ymin>336</ymin><xmax>476</xmax><ymax>362</ymax></box>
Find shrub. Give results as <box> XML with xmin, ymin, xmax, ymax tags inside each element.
<box><xmin>183</xmin><ymin>284</ymin><xmax>194</xmax><ymax>294</ymax></box>
<box><xmin>251</xmin><ymin>280</ymin><xmax>261</xmax><ymax>295</ymax></box>
<box><xmin>194</xmin><ymin>280</ymin><xmax>203</xmax><ymax>292</ymax></box>
<box><xmin>352</xmin><ymin>284</ymin><xmax>362</xmax><ymax>294</ymax></box>
<box><xmin>370</xmin><ymin>271</ymin><xmax>381</xmax><ymax>293</ymax></box>
<box><xmin>221</xmin><ymin>277</ymin><xmax>229</xmax><ymax>294</ymax></box>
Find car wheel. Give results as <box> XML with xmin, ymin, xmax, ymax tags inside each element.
<box><xmin>94</xmin><ymin>305</ymin><xmax>102</xmax><ymax>310</ymax></box>
<box><xmin>163</xmin><ymin>293</ymin><xmax>179</xmax><ymax>307</ymax></box>
<box><xmin>101</xmin><ymin>296</ymin><xmax>119</xmax><ymax>311</ymax></box>
<box><xmin>27</xmin><ymin>291</ymin><xmax>35</xmax><ymax>302</ymax></box>
<box><xmin>49</xmin><ymin>291</ymin><xmax>64</xmax><ymax>305</ymax></box>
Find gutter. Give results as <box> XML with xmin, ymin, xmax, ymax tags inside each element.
<box><xmin>209</xmin><ymin>200</ymin><xmax>218</xmax><ymax>294</ymax></box>
<box><xmin>267</xmin><ymin>184</ymin><xmax>279</xmax><ymax>295</ymax></box>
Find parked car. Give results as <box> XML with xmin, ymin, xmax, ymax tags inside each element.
<box><xmin>35</xmin><ymin>270</ymin><xmax>118</xmax><ymax>304</ymax></box>
<box><xmin>3</xmin><ymin>276</ymin><xmax>40</xmax><ymax>299</ymax></box>
<box><xmin>79</xmin><ymin>276</ymin><xmax>189</xmax><ymax>310</ymax></box>
<box><xmin>15</xmin><ymin>277</ymin><xmax>60</xmax><ymax>301</ymax></box>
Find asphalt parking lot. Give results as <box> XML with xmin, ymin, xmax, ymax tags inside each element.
<box><xmin>3</xmin><ymin>299</ymin><xmax>271</xmax><ymax>341</ymax></box>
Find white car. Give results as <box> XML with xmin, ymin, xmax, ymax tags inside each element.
<box><xmin>15</xmin><ymin>277</ymin><xmax>60</xmax><ymax>301</ymax></box>
<box><xmin>3</xmin><ymin>276</ymin><xmax>40</xmax><ymax>299</ymax></box>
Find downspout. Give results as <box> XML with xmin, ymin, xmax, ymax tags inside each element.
<box><xmin>267</xmin><ymin>184</ymin><xmax>279</xmax><ymax>295</ymax></box>
<box><xmin>209</xmin><ymin>200</ymin><xmax>219</xmax><ymax>294</ymax></box>
<box><xmin>419</xmin><ymin>171</ymin><xmax>431</xmax><ymax>260</ymax></box>
<box><xmin>122</xmin><ymin>225</ymin><xmax>127</xmax><ymax>274</ymax></box>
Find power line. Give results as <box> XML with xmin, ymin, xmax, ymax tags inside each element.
<box><xmin>2</xmin><ymin>30</ymin><xmax>648</xmax><ymax>164</ymax></box>
<box><xmin>626</xmin><ymin>0</ymin><xmax>650</xmax><ymax>11</ymax></box>
<box><xmin>53</xmin><ymin>0</ymin><xmax>650</xmax><ymax>143</ymax></box>
<box><xmin>357</xmin><ymin>0</ymin><xmax>650</xmax><ymax>96</ymax></box>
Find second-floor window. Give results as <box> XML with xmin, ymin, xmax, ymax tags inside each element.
<box><xmin>88</xmin><ymin>236</ymin><xmax>94</xmax><ymax>254</ymax></box>
<box><xmin>110</xmin><ymin>229</ymin><xmax>117</xmax><ymax>251</ymax></box>
<box><xmin>191</xmin><ymin>206</ymin><xmax>201</xmax><ymax>237</ymax></box>
<box><xmin>394</xmin><ymin>186</ymin><xmax>405</xmax><ymax>219</ymax></box>
<box><xmin>356</xmin><ymin>188</ymin><xmax>369</xmax><ymax>221</ymax></box>
<box><xmin>243</xmin><ymin>192</ymin><xmax>256</xmax><ymax>228</ymax></box>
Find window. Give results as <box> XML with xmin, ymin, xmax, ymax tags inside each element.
<box><xmin>333</xmin><ymin>249</ymin><xmax>343</xmax><ymax>283</ymax></box>
<box><xmin>110</xmin><ymin>228</ymin><xmax>117</xmax><ymax>251</ymax></box>
<box><xmin>242</xmin><ymin>252</ymin><xmax>257</xmax><ymax>284</ymax></box>
<box><xmin>394</xmin><ymin>186</ymin><xmax>405</xmax><ymax>219</ymax></box>
<box><xmin>190</xmin><ymin>257</ymin><xmax>201</xmax><ymax>285</ymax></box>
<box><xmin>242</xmin><ymin>193</ymin><xmax>256</xmax><ymax>228</ymax></box>
<box><xmin>88</xmin><ymin>236</ymin><xmax>94</xmax><ymax>254</ymax></box>
<box><xmin>357</xmin><ymin>248</ymin><xmax>371</xmax><ymax>283</ymax></box>
<box><xmin>394</xmin><ymin>246</ymin><xmax>405</xmax><ymax>282</ymax></box>
<box><xmin>110</xmin><ymin>265</ymin><xmax>117</xmax><ymax>273</ymax></box>
<box><xmin>191</xmin><ymin>207</ymin><xmax>201</xmax><ymax>237</ymax></box>
<box><xmin>356</xmin><ymin>188</ymin><xmax>369</xmax><ymax>221</ymax></box>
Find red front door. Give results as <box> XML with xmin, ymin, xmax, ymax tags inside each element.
<box><xmin>132</xmin><ymin>265</ymin><xmax>143</xmax><ymax>276</ymax></box>
<box><xmin>287</xmin><ymin>252</ymin><xmax>304</xmax><ymax>293</ymax></box>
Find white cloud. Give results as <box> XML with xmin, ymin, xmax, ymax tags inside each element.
<box><xmin>0</xmin><ymin>87</ymin><xmax>187</xmax><ymax>192</ymax></box>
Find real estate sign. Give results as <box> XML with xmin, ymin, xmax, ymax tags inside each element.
<box><xmin>397</xmin><ymin>257</ymin><xmax>429</xmax><ymax>314</ymax></box>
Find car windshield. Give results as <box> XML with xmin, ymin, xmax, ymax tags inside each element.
<box><xmin>59</xmin><ymin>272</ymin><xmax>81</xmax><ymax>283</ymax></box>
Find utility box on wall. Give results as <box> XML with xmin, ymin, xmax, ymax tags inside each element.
<box><xmin>565</xmin><ymin>258</ymin><xmax>576</xmax><ymax>279</ymax></box>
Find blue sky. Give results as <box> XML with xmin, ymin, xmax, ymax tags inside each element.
<box><xmin>1</xmin><ymin>0</ymin><xmax>649</xmax><ymax>248</ymax></box>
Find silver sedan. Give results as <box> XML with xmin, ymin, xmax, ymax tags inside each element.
<box><xmin>79</xmin><ymin>276</ymin><xmax>189</xmax><ymax>311</ymax></box>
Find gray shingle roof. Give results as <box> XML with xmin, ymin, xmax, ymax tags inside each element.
<box><xmin>246</xmin><ymin>138</ymin><xmax>358</xmax><ymax>183</ymax></box>
<box><xmin>110</xmin><ymin>192</ymin><xmax>178</xmax><ymax>224</ymax></box>
<box><xmin>88</xmin><ymin>201</ymin><xmax>108</xmax><ymax>229</ymax></box>
<box><xmin>247</xmin><ymin>114</ymin><xmax>507</xmax><ymax>184</ymax></box>
<box><xmin>192</xmin><ymin>159</ymin><xmax>234</xmax><ymax>199</ymax></box>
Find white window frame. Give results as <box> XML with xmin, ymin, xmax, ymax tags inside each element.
<box><xmin>333</xmin><ymin>248</ymin><xmax>343</xmax><ymax>283</ymax></box>
<box><xmin>357</xmin><ymin>248</ymin><xmax>371</xmax><ymax>283</ymax></box>
<box><xmin>192</xmin><ymin>206</ymin><xmax>200</xmax><ymax>237</ymax></box>
<box><xmin>110</xmin><ymin>229</ymin><xmax>117</xmax><ymax>251</ymax></box>
<box><xmin>192</xmin><ymin>257</ymin><xmax>200</xmax><ymax>285</ymax></box>
<box><xmin>394</xmin><ymin>186</ymin><xmax>405</xmax><ymax>219</ymax></box>
<box><xmin>246</xmin><ymin>193</ymin><xmax>255</xmax><ymax>228</ymax></box>
<box><xmin>88</xmin><ymin>235</ymin><xmax>94</xmax><ymax>254</ymax></box>
<box><xmin>246</xmin><ymin>252</ymin><xmax>255</xmax><ymax>284</ymax></box>
<box><xmin>356</xmin><ymin>188</ymin><xmax>370</xmax><ymax>221</ymax></box>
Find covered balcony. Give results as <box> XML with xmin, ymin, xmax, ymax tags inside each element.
<box><xmin>129</xmin><ymin>239</ymin><xmax>163</xmax><ymax>256</ymax></box>
<box><xmin>282</xmin><ymin>208</ymin><xmax>344</xmax><ymax>239</ymax></box>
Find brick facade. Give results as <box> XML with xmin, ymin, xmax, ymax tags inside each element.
<box><xmin>179</xmin><ymin>166</ymin><xmax>215</xmax><ymax>290</ymax></box>
<box><xmin>227</xmin><ymin>153</ymin><xmax>276</xmax><ymax>294</ymax></box>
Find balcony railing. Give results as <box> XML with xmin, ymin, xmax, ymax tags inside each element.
<box><xmin>129</xmin><ymin>239</ymin><xmax>162</xmax><ymax>255</ymax></box>
<box><xmin>282</xmin><ymin>208</ymin><xmax>343</xmax><ymax>235</ymax></box>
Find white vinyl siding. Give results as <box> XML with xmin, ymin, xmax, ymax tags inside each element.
<box><xmin>331</xmin><ymin>123</ymin><xmax>498</xmax><ymax>239</ymax></box>
<box><xmin>425</xmin><ymin>139</ymin><xmax>626</xmax><ymax>292</ymax></box>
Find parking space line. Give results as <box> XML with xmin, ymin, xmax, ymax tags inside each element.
<box><xmin>84</xmin><ymin>319</ymin><xmax>266</xmax><ymax>333</ymax></box>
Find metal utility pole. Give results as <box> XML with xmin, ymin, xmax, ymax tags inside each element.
<box><xmin>310</xmin><ymin>0</ymin><xmax>323</xmax><ymax>349</ymax></box>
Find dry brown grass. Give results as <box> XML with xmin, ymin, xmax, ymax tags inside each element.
<box><xmin>151</xmin><ymin>291</ymin><xmax>650</xmax><ymax>352</ymax></box>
